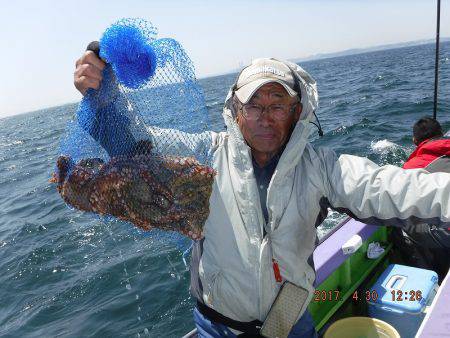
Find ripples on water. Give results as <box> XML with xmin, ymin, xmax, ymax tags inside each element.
<box><xmin>0</xmin><ymin>42</ymin><xmax>449</xmax><ymax>337</ymax></box>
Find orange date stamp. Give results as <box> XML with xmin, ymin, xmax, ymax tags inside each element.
<box><xmin>313</xmin><ymin>289</ymin><xmax>424</xmax><ymax>303</ymax></box>
<box><xmin>312</xmin><ymin>289</ymin><xmax>378</xmax><ymax>302</ymax></box>
<box><xmin>351</xmin><ymin>290</ymin><xmax>379</xmax><ymax>302</ymax></box>
<box><xmin>312</xmin><ymin>289</ymin><xmax>342</xmax><ymax>302</ymax></box>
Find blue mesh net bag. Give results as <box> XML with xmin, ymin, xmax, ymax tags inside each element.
<box><xmin>51</xmin><ymin>18</ymin><xmax>214</xmax><ymax>241</ymax></box>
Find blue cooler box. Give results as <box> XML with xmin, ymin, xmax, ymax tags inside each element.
<box><xmin>367</xmin><ymin>264</ymin><xmax>438</xmax><ymax>338</ymax></box>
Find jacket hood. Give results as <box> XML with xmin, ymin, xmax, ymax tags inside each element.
<box><xmin>222</xmin><ymin>59</ymin><xmax>319</xmax><ymax>171</ymax></box>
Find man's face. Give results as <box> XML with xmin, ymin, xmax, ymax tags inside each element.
<box><xmin>236</xmin><ymin>82</ymin><xmax>302</xmax><ymax>160</ymax></box>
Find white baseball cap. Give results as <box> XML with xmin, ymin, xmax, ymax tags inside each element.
<box><xmin>234</xmin><ymin>58</ymin><xmax>299</xmax><ymax>104</ymax></box>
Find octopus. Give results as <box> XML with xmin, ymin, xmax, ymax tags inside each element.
<box><xmin>50</xmin><ymin>152</ymin><xmax>215</xmax><ymax>240</ymax></box>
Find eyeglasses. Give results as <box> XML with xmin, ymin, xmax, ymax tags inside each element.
<box><xmin>240</xmin><ymin>103</ymin><xmax>297</xmax><ymax>121</ymax></box>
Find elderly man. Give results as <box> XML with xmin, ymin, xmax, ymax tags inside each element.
<box><xmin>74</xmin><ymin>53</ymin><xmax>450</xmax><ymax>338</ymax></box>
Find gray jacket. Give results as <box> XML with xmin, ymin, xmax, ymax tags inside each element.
<box><xmin>180</xmin><ymin>61</ymin><xmax>450</xmax><ymax>322</ymax></box>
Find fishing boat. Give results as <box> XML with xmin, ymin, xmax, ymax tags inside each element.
<box><xmin>182</xmin><ymin>216</ymin><xmax>449</xmax><ymax>337</ymax></box>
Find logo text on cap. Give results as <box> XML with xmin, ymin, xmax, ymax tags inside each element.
<box><xmin>246</xmin><ymin>65</ymin><xmax>286</xmax><ymax>78</ymax></box>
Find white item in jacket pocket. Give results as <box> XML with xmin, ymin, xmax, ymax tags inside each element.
<box><xmin>260</xmin><ymin>282</ymin><xmax>309</xmax><ymax>338</ymax></box>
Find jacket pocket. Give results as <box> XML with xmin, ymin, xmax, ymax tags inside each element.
<box><xmin>202</xmin><ymin>269</ymin><xmax>222</xmax><ymax>308</ymax></box>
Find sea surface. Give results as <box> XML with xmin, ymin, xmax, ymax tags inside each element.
<box><xmin>1</xmin><ymin>42</ymin><xmax>449</xmax><ymax>337</ymax></box>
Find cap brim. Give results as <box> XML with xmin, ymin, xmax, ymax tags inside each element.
<box><xmin>235</xmin><ymin>79</ymin><xmax>297</xmax><ymax>104</ymax></box>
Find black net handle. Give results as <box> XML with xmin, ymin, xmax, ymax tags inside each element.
<box><xmin>87</xmin><ymin>41</ymin><xmax>101</xmax><ymax>59</ymax></box>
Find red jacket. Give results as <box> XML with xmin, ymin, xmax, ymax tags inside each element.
<box><xmin>403</xmin><ymin>137</ymin><xmax>450</xmax><ymax>169</ymax></box>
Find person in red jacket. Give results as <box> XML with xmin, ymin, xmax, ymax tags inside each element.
<box><xmin>394</xmin><ymin>117</ymin><xmax>450</xmax><ymax>283</ymax></box>
<box><xmin>403</xmin><ymin>117</ymin><xmax>450</xmax><ymax>169</ymax></box>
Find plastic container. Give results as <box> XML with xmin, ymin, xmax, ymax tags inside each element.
<box><xmin>324</xmin><ymin>317</ymin><xmax>400</xmax><ymax>338</ymax></box>
<box><xmin>367</xmin><ymin>264</ymin><xmax>438</xmax><ymax>338</ymax></box>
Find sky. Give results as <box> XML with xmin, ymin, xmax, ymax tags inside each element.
<box><xmin>1</xmin><ymin>0</ymin><xmax>450</xmax><ymax>118</ymax></box>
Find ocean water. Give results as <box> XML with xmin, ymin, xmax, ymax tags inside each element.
<box><xmin>1</xmin><ymin>42</ymin><xmax>449</xmax><ymax>337</ymax></box>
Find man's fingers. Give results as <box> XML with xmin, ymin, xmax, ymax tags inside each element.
<box><xmin>78</xmin><ymin>50</ymin><xmax>105</xmax><ymax>71</ymax></box>
<box><xmin>75</xmin><ymin>63</ymin><xmax>103</xmax><ymax>82</ymax></box>
<box><xmin>74</xmin><ymin>50</ymin><xmax>106</xmax><ymax>95</ymax></box>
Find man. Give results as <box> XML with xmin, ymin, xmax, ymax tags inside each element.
<box><xmin>393</xmin><ymin>117</ymin><xmax>450</xmax><ymax>283</ymax></box>
<box><xmin>74</xmin><ymin>53</ymin><xmax>450</xmax><ymax>337</ymax></box>
<box><xmin>403</xmin><ymin>116</ymin><xmax>450</xmax><ymax>170</ymax></box>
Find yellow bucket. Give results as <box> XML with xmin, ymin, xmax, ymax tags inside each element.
<box><xmin>324</xmin><ymin>317</ymin><xmax>400</xmax><ymax>338</ymax></box>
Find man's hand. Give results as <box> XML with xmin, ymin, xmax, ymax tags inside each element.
<box><xmin>74</xmin><ymin>51</ymin><xmax>106</xmax><ymax>95</ymax></box>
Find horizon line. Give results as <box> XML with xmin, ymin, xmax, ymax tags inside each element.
<box><xmin>3</xmin><ymin>37</ymin><xmax>449</xmax><ymax>120</ymax></box>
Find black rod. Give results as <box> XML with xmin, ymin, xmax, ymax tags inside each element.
<box><xmin>433</xmin><ymin>0</ymin><xmax>441</xmax><ymax>120</ymax></box>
